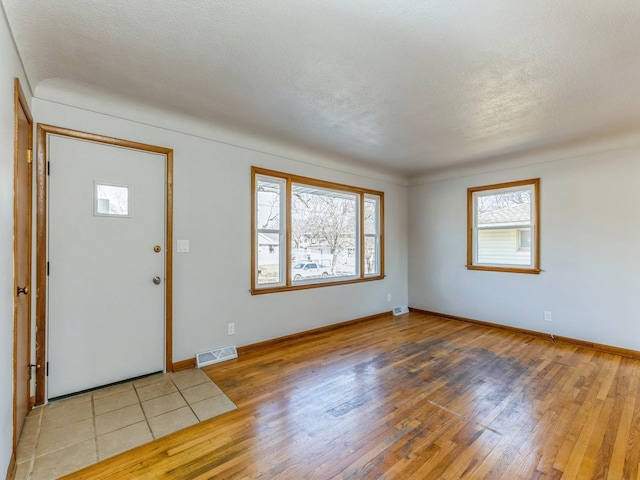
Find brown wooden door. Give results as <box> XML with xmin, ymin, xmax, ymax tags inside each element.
<box><xmin>13</xmin><ymin>78</ymin><xmax>33</xmax><ymax>448</ymax></box>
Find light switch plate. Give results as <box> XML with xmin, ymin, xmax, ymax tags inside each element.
<box><xmin>177</xmin><ymin>239</ymin><xmax>189</xmax><ymax>252</ymax></box>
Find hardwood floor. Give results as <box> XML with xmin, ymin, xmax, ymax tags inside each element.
<box><xmin>62</xmin><ymin>312</ymin><xmax>640</xmax><ymax>479</ymax></box>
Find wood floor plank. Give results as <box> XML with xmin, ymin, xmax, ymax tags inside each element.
<box><xmin>607</xmin><ymin>361</ymin><xmax>639</xmax><ymax>480</ymax></box>
<box><xmin>61</xmin><ymin>312</ymin><xmax>640</xmax><ymax>479</ymax></box>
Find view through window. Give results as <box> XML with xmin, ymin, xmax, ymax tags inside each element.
<box><xmin>253</xmin><ymin>168</ymin><xmax>384</xmax><ymax>293</ymax></box>
<box><xmin>95</xmin><ymin>182</ymin><xmax>130</xmax><ymax>217</ymax></box>
<box><xmin>467</xmin><ymin>178</ymin><xmax>540</xmax><ymax>273</ymax></box>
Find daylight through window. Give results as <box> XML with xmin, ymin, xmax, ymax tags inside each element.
<box><xmin>252</xmin><ymin>167</ymin><xmax>384</xmax><ymax>293</ymax></box>
<box><xmin>467</xmin><ymin>179</ymin><xmax>540</xmax><ymax>274</ymax></box>
<box><xmin>94</xmin><ymin>182</ymin><xmax>130</xmax><ymax>217</ymax></box>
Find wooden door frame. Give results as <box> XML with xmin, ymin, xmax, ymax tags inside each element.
<box><xmin>13</xmin><ymin>78</ymin><xmax>33</xmax><ymax>447</ymax></box>
<box><xmin>34</xmin><ymin>124</ymin><xmax>174</xmax><ymax>405</ymax></box>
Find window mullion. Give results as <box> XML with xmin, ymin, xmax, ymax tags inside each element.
<box><xmin>359</xmin><ymin>194</ymin><xmax>364</xmax><ymax>279</ymax></box>
<box><xmin>251</xmin><ymin>171</ymin><xmax>257</xmax><ymax>291</ymax></box>
<box><xmin>285</xmin><ymin>177</ymin><xmax>292</xmax><ymax>286</ymax></box>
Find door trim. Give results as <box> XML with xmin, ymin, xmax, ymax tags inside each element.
<box><xmin>13</xmin><ymin>78</ymin><xmax>33</xmax><ymax>447</ymax></box>
<box><xmin>35</xmin><ymin>124</ymin><xmax>174</xmax><ymax>405</ymax></box>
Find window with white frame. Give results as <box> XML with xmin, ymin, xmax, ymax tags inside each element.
<box><xmin>255</xmin><ymin>176</ymin><xmax>286</xmax><ymax>285</ymax></box>
<box><xmin>252</xmin><ymin>167</ymin><xmax>384</xmax><ymax>293</ymax></box>
<box><xmin>364</xmin><ymin>194</ymin><xmax>382</xmax><ymax>275</ymax></box>
<box><xmin>467</xmin><ymin>179</ymin><xmax>540</xmax><ymax>273</ymax></box>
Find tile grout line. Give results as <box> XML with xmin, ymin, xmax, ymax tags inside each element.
<box><xmin>91</xmin><ymin>391</ymin><xmax>99</xmax><ymax>464</ymax></box>
<box><xmin>172</xmin><ymin>373</ymin><xmax>202</xmax><ymax>421</ymax></box>
<box><xmin>17</xmin><ymin>371</ymin><xmax>231</xmax><ymax>479</ymax></box>
<box><xmin>26</xmin><ymin>406</ymin><xmax>44</xmax><ymax>479</ymax></box>
<box><xmin>133</xmin><ymin>379</ymin><xmax>157</xmax><ymax>441</ymax></box>
<box><xmin>27</xmin><ymin>395</ymin><xmax>97</xmax><ymax>479</ymax></box>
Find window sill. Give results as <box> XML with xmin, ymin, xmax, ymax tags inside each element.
<box><xmin>251</xmin><ymin>274</ymin><xmax>385</xmax><ymax>295</ymax></box>
<box><xmin>465</xmin><ymin>265</ymin><xmax>541</xmax><ymax>275</ymax></box>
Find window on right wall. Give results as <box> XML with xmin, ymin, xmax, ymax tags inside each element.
<box><xmin>467</xmin><ymin>178</ymin><xmax>540</xmax><ymax>274</ymax></box>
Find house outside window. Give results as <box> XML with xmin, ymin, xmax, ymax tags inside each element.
<box><xmin>252</xmin><ymin>167</ymin><xmax>384</xmax><ymax>293</ymax></box>
<box><xmin>467</xmin><ymin>179</ymin><xmax>540</xmax><ymax>274</ymax></box>
<box><xmin>518</xmin><ymin>228</ymin><xmax>531</xmax><ymax>251</ymax></box>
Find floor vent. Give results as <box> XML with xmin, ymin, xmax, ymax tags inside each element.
<box><xmin>392</xmin><ymin>306</ymin><xmax>409</xmax><ymax>316</ymax></box>
<box><xmin>196</xmin><ymin>345</ymin><xmax>238</xmax><ymax>367</ymax></box>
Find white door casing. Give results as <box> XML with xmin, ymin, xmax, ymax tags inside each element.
<box><xmin>47</xmin><ymin>134</ymin><xmax>166</xmax><ymax>399</ymax></box>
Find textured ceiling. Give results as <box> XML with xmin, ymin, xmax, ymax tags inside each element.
<box><xmin>3</xmin><ymin>1</ymin><xmax>640</xmax><ymax>177</ymax></box>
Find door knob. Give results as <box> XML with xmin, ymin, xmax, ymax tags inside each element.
<box><xmin>28</xmin><ymin>364</ymin><xmax>39</xmax><ymax>381</ymax></box>
<box><xmin>153</xmin><ymin>276</ymin><xmax>162</xmax><ymax>285</ymax></box>
<box><xmin>17</xmin><ymin>285</ymin><xmax>29</xmax><ymax>296</ymax></box>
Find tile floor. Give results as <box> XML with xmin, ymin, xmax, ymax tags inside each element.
<box><xmin>14</xmin><ymin>368</ymin><xmax>236</xmax><ymax>480</ymax></box>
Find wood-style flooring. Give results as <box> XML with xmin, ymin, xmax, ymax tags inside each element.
<box><xmin>62</xmin><ymin>312</ymin><xmax>640</xmax><ymax>479</ymax></box>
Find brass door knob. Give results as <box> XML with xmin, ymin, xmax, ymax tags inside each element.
<box><xmin>17</xmin><ymin>285</ymin><xmax>29</xmax><ymax>296</ymax></box>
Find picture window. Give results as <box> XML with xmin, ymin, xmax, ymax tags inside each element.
<box><xmin>252</xmin><ymin>167</ymin><xmax>384</xmax><ymax>293</ymax></box>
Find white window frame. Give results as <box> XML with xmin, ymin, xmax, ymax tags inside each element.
<box><xmin>254</xmin><ymin>175</ymin><xmax>287</xmax><ymax>288</ymax></box>
<box><xmin>364</xmin><ymin>193</ymin><xmax>382</xmax><ymax>277</ymax></box>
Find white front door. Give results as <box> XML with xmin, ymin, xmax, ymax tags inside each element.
<box><xmin>47</xmin><ymin>135</ymin><xmax>166</xmax><ymax>399</ymax></box>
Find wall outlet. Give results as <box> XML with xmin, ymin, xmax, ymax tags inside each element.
<box><xmin>544</xmin><ymin>311</ymin><xmax>552</xmax><ymax>322</ymax></box>
<box><xmin>228</xmin><ymin>323</ymin><xmax>235</xmax><ymax>335</ymax></box>
<box><xmin>387</xmin><ymin>293</ymin><xmax>391</xmax><ymax>302</ymax></box>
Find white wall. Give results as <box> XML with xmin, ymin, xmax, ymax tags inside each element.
<box><xmin>33</xmin><ymin>97</ymin><xmax>409</xmax><ymax>364</ymax></box>
<box><xmin>0</xmin><ymin>7</ymin><xmax>31</xmax><ymax>477</ymax></box>
<box><xmin>409</xmin><ymin>141</ymin><xmax>640</xmax><ymax>351</ymax></box>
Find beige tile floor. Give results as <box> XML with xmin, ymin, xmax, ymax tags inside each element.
<box><xmin>14</xmin><ymin>368</ymin><xmax>236</xmax><ymax>480</ymax></box>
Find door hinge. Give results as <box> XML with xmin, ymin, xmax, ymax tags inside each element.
<box><xmin>27</xmin><ymin>149</ymin><xmax>32</xmax><ymax>164</ymax></box>
<box><xmin>47</xmin><ymin>161</ymin><xmax>50</xmax><ymax>176</ymax></box>
<box><xmin>46</xmin><ymin>362</ymin><xmax>49</xmax><ymax>377</ymax></box>
<box><xmin>47</xmin><ymin>262</ymin><xmax>50</xmax><ymax>276</ymax></box>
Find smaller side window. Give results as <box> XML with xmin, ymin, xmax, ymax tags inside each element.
<box><xmin>467</xmin><ymin>179</ymin><xmax>540</xmax><ymax>274</ymax></box>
